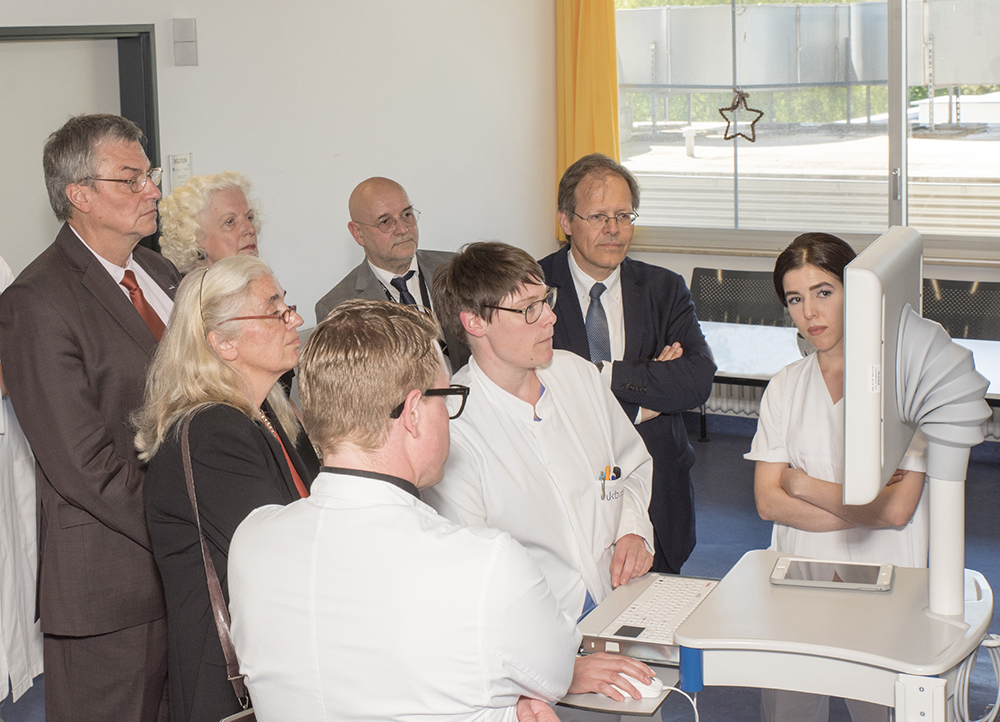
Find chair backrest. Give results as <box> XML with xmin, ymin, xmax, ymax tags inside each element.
<box><xmin>690</xmin><ymin>267</ymin><xmax>790</xmax><ymax>326</ymax></box>
<box><xmin>922</xmin><ymin>278</ymin><xmax>1000</xmax><ymax>340</ymax></box>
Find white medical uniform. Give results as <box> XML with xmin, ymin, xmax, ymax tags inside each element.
<box><xmin>0</xmin><ymin>257</ymin><xmax>44</xmax><ymax>703</ymax></box>
<box><xmin>423</xmin><ymin>351</ymin><xmax>655</xmax><ymax>620</ymax></box>
<box><xmin>746</xmin><ymin>353</ymin><xmax>928</xmax><ymax>566</ymax></box>
<box><xmin>229</xmin><ymin>469</ymin><xmax>580</xmax><ymax>722</ymax></box>
<box><xmin>745</xmin><ymin>352</ymin><xmax>928</xmax><ymax>722</ymax></box>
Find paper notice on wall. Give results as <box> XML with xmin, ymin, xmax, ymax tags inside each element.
<box><xmin>168</xmin><ymin>153</ymin><xmax>193</xmax><ymax>194</ymax></box>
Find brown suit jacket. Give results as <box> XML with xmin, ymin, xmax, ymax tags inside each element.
<box><xmin>0</xmin><ymin>223</ymin><xmax>181</xmax><ymax>636</ymax></box>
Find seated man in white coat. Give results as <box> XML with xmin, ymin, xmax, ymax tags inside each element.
<box><xmin>424</xmin><ymin>242</ymin><xmax>658</xmax><ymax>703</ymax></box>
<box><xmin>228</xmin><ymin>299</ymin><xmax>580</xmax><ymax>722</ymax></box>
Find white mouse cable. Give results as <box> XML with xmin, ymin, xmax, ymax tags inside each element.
<box><xmin>951</xmin><ymin>633</ymin><xmax>1000</xmax><ymax>722</ymax></box>
<box><xmin>660</xmin><ymin>686</ymin><xmax>699</xmax><ymax>722</ymax></box>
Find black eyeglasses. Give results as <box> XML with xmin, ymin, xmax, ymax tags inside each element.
<box><xmin>389</xmin><ymin>384</ymin><xmax>470</xmax><ymax>420</ymax></box>
<box><xmin>86</xmin><ymin>167</ymin><xmax>162</xmax><ymax>193</ymax></box>
<box><xmin>218</xmin><ymin>305</ymin><xmax>298</xmax><ymax>326</ymax></box>
<box><xmin>572</xmin><ymin>210</ymin><xmax>639</xmax><ymax>228</ymax></box>
<box><xmin>484</xmin><ymin>287</ymin><xmax>557</xmax><ymax>325</ymax></box>
<box><xmin>355</xmin><ymin>208</ymin><xmax>420</xmax><ymax>234</ymax></box>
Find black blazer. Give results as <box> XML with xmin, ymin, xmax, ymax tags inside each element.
<box><xmin>539</xmin><ymin>246</ymin><xmax>716</xmax><ymax>573</ymax></box>
<box><xmin>144</xmin><ymin>402</ymin><xmax>314</xmax><ymax>722</ymax></box>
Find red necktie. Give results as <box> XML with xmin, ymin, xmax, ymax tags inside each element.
<box><xmin>120</xmin><ymin>270</ymin><xmax>166</xmax><ymax>341</ymax></box>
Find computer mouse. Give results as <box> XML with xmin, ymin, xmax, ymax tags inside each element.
<box><xmin>610</xmin><ymin>673</ymin><xmax>664</xmax><ymax>699</ymax></box>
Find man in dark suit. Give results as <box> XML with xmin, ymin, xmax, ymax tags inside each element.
<box><xmin>314</xmin><ymin>177</ymin><xmax>470</xmax><ymax>368</ymax></box>
<box><xmin>539</xmin><ymin>153</ymin><xmax>716</xmax><ymax>574</ymax></box>
<box><xmin>0</xmin><ymin>114</ymin><xmax>180</xmax><ymax>721</ymax></box>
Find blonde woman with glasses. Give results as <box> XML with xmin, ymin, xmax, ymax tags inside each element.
<box><xmin>135</xmin><ymin>255</ymin><xmax>314</xmax><ymax>722</ymax></box>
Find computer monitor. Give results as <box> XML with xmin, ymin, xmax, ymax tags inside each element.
<box><xmin>842</xmin><ymin>226</ymin><xmax>922</xmax><ymax>505</ymax></box>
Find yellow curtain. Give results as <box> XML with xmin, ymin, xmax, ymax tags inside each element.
<box><xmin>556</xmin><ymin>0</ymin><xmax>620</xmax><ymax>196</ymax></box>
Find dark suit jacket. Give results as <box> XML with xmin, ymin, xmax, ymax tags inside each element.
<box><xmin>0</xmin><ymin>223</ymin><xmax>181</xmax><ymax>635</ymax></box>
<box><xmin>144</xmin><ymin>402</ymin><xmax>314</xmax><ymax>722</ymax></box>
<box><xmin>314</xmin><ymin>249</ymin><xmax>471</xmax><ymax>369</ymax></box>
<box><xmin>539</xmin><ymin>246</ymin><xmax>716</xmax><ymax>573</ymax></box>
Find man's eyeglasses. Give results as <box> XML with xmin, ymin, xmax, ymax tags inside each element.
<box><xmin>484</xmin><ymin>287</ymin><xmax>557</xmax><ymax>325</ymax></box>
<box><xmin>86</xmin><ymin>167</ymin><xmax>163</xmax><ymax>194</ymax></box>
<box><xmin>389</xmin><ymin>384</ymin><xmax>470</xmax><ymax>420</ymax></box>
<box><xmin>218</xmin><ymin>305</ymin><xmax>298</xmax><ymax>326</ymax></box>
<box><xmin>572</xmin><ymin>210</ymin><xmax>639</xmax><ymax>229</ymax></box>
<box><xmin>355</xmin><ymin>208</ymin><xmax>420</xmax><ymax>234</ymax></box>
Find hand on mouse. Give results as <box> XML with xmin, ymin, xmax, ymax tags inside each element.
<box><xmin>568</xmin><ymin>653</ymin><xmax>655</xmax><ymax>701</ymax></box>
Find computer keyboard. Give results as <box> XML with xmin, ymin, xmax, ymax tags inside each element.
<box><xmin>599</xmin><ymin>575</ymin><xmax>718</xmax><ymax>645</ymax></box>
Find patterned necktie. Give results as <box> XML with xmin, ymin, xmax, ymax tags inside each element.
<box><xmin>120</xmin><ymin>270</ymin><xmax>166</xmax><ymax>341</ymax></box>
<box><xmin>586</xmin><ymin>282</ymin><xmax>612</xmax><ymax>364</ymax></box>
<box><xmin>391</xmin><ymin>270</ymin><xmax>418</xmax><ymax>306</ymax></box>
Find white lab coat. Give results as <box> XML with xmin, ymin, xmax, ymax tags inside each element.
<box><xmin>228</xmin><ymin>470</ymin><xmax>580</xmax><ymax>722</ymax></box>
<box><xmin>423</xmin><ymin>351</ymin><xmax>655</xmax><ymax>620</ymax></box>
<box><xmin>745</xmin><ymin>352</ymin><xmax>929</xmax><ymax>567</ymax></box>
<box><xmin>0</xmin><ymin>256</ymin><xmax>43</xmax><ymax>702</ymax></box>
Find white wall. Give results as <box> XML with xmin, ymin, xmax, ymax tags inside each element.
<box><xmin>0</xmin><ymin>0</ymin><xmax>558</xmax><ymax>321</ymax></box>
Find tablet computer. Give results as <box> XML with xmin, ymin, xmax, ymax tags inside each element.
<box><xmin>769</xmin><ymin>557</ymin><xmax>894</xmax><ymax>592</ymax></box>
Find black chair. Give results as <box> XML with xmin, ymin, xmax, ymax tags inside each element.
<box><xmin>689</xmin><ymin>268</ymin><xmax>793</xmax><ymax>441</ymax></box>
<box><xmin>689</xmin><ymin>267</ymin><xmax>790</xmax><ymax>327</ymax></box>
<box><xmin>922</xmin><ymin>278</ymin><xmax>1000</xmax><ymax>341</ymax></box>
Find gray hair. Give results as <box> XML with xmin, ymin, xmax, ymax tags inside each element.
<box><xmin>43</xmin><ymin>114</ymin><xmax>145</xmax><ymax>221</ymax></box>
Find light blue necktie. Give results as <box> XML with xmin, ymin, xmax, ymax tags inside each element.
<box><xmin>586</xmin><ymin>282</ymin><xmax>612</xmax><ymax>364</ymax></box>
<box><xmin>390</xmin><ymin>270</ymin><xmax>417</xmax><ymax>306</ymax></box>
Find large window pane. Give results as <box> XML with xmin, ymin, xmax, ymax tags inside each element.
<box><xmin>905</xmin><ymin>0</ymin><xmax>1000</xmax><ymax>238</ymax></box>
<box><xmin>618</xmin><ymin>0</ymin><xmax>890</xmax><ymax>234</ymax></box>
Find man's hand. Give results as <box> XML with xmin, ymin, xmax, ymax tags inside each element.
<box><xmin>610</xmin><ymin>533</ymin><xmax>653</xmax><ymax>588</ymax></box>
<box><xmin>516</xmin><ymin>697</ymin><xmax>559</xmax><ymax>722</ymax></box>
<box><xmin>656</xmin><ymin>342</ymin><xmax>683</xmax><ymax>362</ymax></box>
<box><xmin>568</xmin><ymin>653</ymin><xmax>655</xmax><ymax>701</ymax></box>
<box><xmin>887</xmin><ymin>468</ymin><xmax>906</xmax><ymax>485</ymax></box>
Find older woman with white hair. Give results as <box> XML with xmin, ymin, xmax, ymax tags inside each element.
<box><xmin>159</xmin><ymin>172</ymin><xmax>261</xmax><ymax>274</ymax></box>
<box><xmin>135</xmin><ymin>255</ymin><xmax>315</xmax><ymax>722</ymax></box>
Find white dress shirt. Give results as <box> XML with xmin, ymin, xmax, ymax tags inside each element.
<box><xmin>72</xmin><ymin>226</ymin><xmax>174</xmax><ymax>324</ymax></box>
<box><xmin>745</xmin><ymin>353</ymin><xmax>929</xmax><ymax>567</ymax></box>
<box><xmin>566</xmin><ymin>250</ymin><xmax>625</xmax><ymax>365</ymax></box>
<box><xmin>423</xmin><ymin>351</ymin><xmax>654</xmax><ymax>620</ymax></box>
<box><xmin>229</xmin><ymin>469</ymin><xmax>579</xmax><ymax>722</ymax></box>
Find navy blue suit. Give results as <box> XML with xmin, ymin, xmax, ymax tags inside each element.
<box><xmin>539</xmin><ymin>246</ymin><xmax>716</xmax><ymax>573</ymax></box>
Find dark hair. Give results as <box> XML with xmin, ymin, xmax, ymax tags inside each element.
<box><xmin>557</xmin><ymin>153</ymin><xmax>640</xmax><ymax>217</ymax></box>
<box><xmin>43</xmin><ymin>114</ymin><xmax>145</xmax><ymax>221</ymax></box>
<box><xmin>773</xmin><ymin>232</ymin><xmax>857</xmax><ymax>306</ymax></box>
<box><xmin>431</xmin><ymin>242</ymin><xmax>545</xmax><ymax>344</ymax></box>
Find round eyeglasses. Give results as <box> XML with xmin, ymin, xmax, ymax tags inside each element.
<box><xmin>218</xmin><ymin>305</ymin><xmax>298</xmax><ymax>326</ymax></box>
<box><xmin>484</xmin><ymin>287</ymin><xmax>558</xmax><ymax>325</ymax></box>
<box><xmin>86</xmin><ymin>167</ymin><xmax>163</xmax><ymax>194</ymax></box>
<box><xmin>389</xmin><ymin>384</ymin><xmax>470</xmax><ymax>420</ymax></box>
<box><xmin>355</xmin><ymin>208</ymin><xmax>420</xmax><ymax>234</ymax></box>
<box><xmin>572</xmin><ymin>210</ymin><xmax>639</xmax><ymax>229</ymax></box>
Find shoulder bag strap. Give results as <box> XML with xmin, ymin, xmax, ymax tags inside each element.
<box><xmin>181</xmin><ymin>415</ymin><xmax>251</xmax><ymax>709</ymax></box>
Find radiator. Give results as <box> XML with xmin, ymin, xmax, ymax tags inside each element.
<box><xmin>701</xmin><ymin>383</ymin><xmax>1000</xmax><ymax>443</ymax></box>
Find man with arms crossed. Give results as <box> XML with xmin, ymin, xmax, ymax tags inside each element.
<box><xmin>540</xmin><ymin>154</ymin><xmax>717</xmax><ymax>575</ymax></box>
<box><xmin>228</xmin><ymin>300</ymin><xmax>578</xmax><ymax>721</ymax></box>
<box><xmin>314</xmin><ymin>176</ymin><xmax>470</xmax><ymax>368</ymax></box>
<box><xmin>0</xmin><ymin>114</ymin><xmax>179</xmax><ymax>720</ymax></box>
<box><xmin>424</xmin><ymin>242</ymin><xmax>659</xmax><ymax>707</ymax></box>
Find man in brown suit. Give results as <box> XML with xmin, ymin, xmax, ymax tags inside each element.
<box><xmin>0</xmin><ymin>115</ymin><xmax>180</xmax><ymax>721</ymax></box>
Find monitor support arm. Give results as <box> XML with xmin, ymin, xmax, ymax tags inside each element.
<box><xmin>897</xmin><ymin>304</ymin><xmax>991</xmax><ymax>616</ymax></box>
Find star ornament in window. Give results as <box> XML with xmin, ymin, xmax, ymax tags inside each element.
<box><xmin>719</xmin><ymin>89</ymin><xmax>764</xmax><ymax>142</ymax></box>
